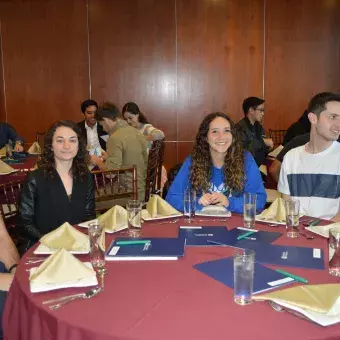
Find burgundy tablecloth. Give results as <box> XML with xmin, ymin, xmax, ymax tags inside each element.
<box><xmin>3</xmin><ymin>216</ymin><xmax>340</xmax><ymax>340</ymax></box>
<box><xmin>0</xmin><ymin>157</ymin><xmax>37</xmax><ymax>185</ymax></box>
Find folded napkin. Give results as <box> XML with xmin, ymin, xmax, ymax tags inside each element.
<box><xmin>306</xmin><ymin>222</ymin><xmax>340</xmax><ymax>239</ymax></box>
<box><xmin>0</xmin><ymin>159</ymin><xmax>15</xmax><ymax>174</ymax></box>
<box><xmin>39</xmin><ymin>222</ymin><xmax>89</xmax><ymax>251</ymax></box>
<box><xmin>257</xmin><ymin>198</ymin><xmax>286</xmax><ymax>222</ymax></box>
<box><xmin>27</xmin><ymin>141</ymin><xmax>42</xmax><ymax>154</ymax></box>
<box><xmin>146</xmin><ymin>194</ymin><xmax>179</xmax><ymax>218</ymax></box>
<box><xmin>268</xmin><ymin>145</ymin><xmax>284</xmax><ymax>158</ymax></box>
<box><xmin>253</xmin><ymin>284</ymin><xmax>340</xmax><ymax>314</ymax></box>
<box><xmin>29</xmin><ymin>248</ymin><xmax>95</xmax><ymax>285</ymax></box>
<box><xmin>98</xmin><ymin>205</ymin><xmax>127</xmax><ymax>232</ymax></box>
<box><xmin>0</xmin><ymin>146</ymin><xmax>6</xmax><ymax>157</ymax></box>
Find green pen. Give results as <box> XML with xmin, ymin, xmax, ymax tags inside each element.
<box><xmin>309</xmin><ymin>219</ymin><xmax>321</xmax><ymax>227</ymax></box>
<box><xmin>275</xmin><ymin>269</ymin><xmax>308</xmax><ymax>284</ymax></box>
<box><xmin>116</xmin><ymin>240</ymin><xmax>151</xmax><ymax>245</ymax></box>
<box><xmin>237</xmin><ymin>231</ymin><xmax>256</xmax><ymax>240</ymax></box>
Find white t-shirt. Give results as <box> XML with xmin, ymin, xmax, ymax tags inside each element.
<box><xmin>85</xmin><ymin>122</ymin><xmax>101</xmax><ymax>156</ymax></box>
<box><xmin>278</xmin><ymin>141</ymin><xmax>340</xmax><ymax>220</ymax></box>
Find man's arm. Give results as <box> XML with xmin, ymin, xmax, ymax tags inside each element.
<box><xmin>331</xmin><ymin>213</ymin><xmax>340</xmax><ymax>222</ymax></box>
<box><xmin>263</xmin><ymin>138</ymin><xmax>274</xmax><ymax>150</ymax></box>
<box><xmin>269</xmin><ymin>159</ymin><xmax>282</xmax><ymax>183</ymax></box>
<box><xmin>6</xmin><ymin>123</ymin><xmax>24</xmax><ymax>150</ymax></box>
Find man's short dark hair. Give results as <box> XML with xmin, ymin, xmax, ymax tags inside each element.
<box><xmin>307</xmin><ymin>92</ymin><xmax>340</xmax><ymax>117</ymax></box>
<box><xmin>242</xmin><ymin>97</ymin><xmax>265</xmax><ymax>115</ymax></box>
<box><xmin>96</xmin><ymin>102</ymin><xmax>120</xmax><ymax>121</ymax></box>
<box><xmin>81</xmin><ymin>99</ymin><xmax>98</xmax><ymax>113</ymax></box>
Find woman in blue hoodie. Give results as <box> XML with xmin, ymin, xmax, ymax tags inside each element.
<box><xmin>165</xmin><ymin>112</ymin><xmax>266</xmax><ymax>213</ymax></box>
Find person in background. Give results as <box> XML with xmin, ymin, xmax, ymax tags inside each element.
<box><xmin>165</xmin><ymin>112</ymin><xmax>266</xmax><ymax>213</ymax></box>
<box><xmin>0</xmin><ymin>122</ymin><xmax>24</xmax><ymax>152</ymax></box>
<box><xmin>92</xmin><ymin>102</ymin><xmax>148</xmax><ymax>200</ymax></box>
<box><xmin>236</xmin><ymin>97</ymin><xmax>274</xmax><ymax>168</ymax></box>
<box><xmin>0</xmin><ymin>214</ymin><xmax>19</xmax><ymax>338</ymax></box>
<box><xmin>278</xmin><ymin>92</ymin><xmax>340</xmax><ymax>221</ymax></box>
<box><xmin>122</xmin><ymin>102</ymin><xmax>165</xmax><ymax>152</ymax></box>
<box><xmin>77</xmin><ymin>99</ymin><xmax>108</xmax><ymax>156</ymax></box>
<box><xmin>282</xmin><ymin>110</ymin><xmax>311</xmax><ymax>146</ymax></box>
<box><xmin>19</xmin><ymin>120</ymin><xmax>95</xmax><ymax>249</ymax></box>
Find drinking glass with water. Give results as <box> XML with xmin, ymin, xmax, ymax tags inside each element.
<box><xmin>184</xmin><ymin>188</ymin><xmax>196</xmax><ymax>223</ymax></box>
<box><xmin>88</xmin><ymin>221</ymin><xmax>106</xmax><ymax>274</ymax></box>
<box><xmin>329</xmin><ymin>227</ymin><xmax>340</xmax><ymax>277</ymax></box>
<box><xmin>243</xmin><ymin>193</ymin><xmax>257</xmax><ymax>228</ymax></box>
<box><xmin>233</xmin><ymin>249</ymin><xmax>255</xmax><ymax>305</ymax></box>
<box><xmin>284</xmin><ymin>199</ymin><xmax>300</xmax><ymax>238</ymax></box>
<box><xmin>127</xmin><ymin>199</ymin><xmax>142</xmax><ymax>237</ymax></box>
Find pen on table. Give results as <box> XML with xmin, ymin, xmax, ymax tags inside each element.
<box><xmin>275</xmin><ymin>269</ymin><xmax>308</xmax><ymax>284</ymax></box>
<box><xmin>206</xmin><ymin>240</ymin><xmax>227</xmax><ymax>246</ymax></box>
<box><xmin>116</xmin><ymin>240</ymin><xmax>151</xmax><ymax>245</ymax></box>
<box><xmin>309</xmin><ymin>219</ymin><xmax>321</xmax><ymax>227</ymax></box>
<box><xmin>237</xmin><ymin>231</ymin><xmax>256</xmax><ymax>240</ymax></box>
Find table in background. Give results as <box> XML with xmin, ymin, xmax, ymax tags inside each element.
<box><xmin>3</xmin><ymin>215</ymin><xmax>340</xmax><ymax>340</ymax></box>
<box><xmin>0</xmin><ymin>156</ymin><xmax>38</xmax><ymax>185</ymax></box>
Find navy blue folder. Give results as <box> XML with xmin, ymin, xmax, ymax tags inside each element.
<box><xmin>105</xmin><ymin>237</ymin><xmax>185</xmax><ymax>260</ymax></box>
<box><xmin>179</xmin><ymin>226</ymin><xmax>230</xmax><ymax>246</ymax></box>
<box><xmin>194</xmin><ymin>257</ymin><xmax>296</xmax><ymax>294</ymax></box>
<box><xmin>237</xmin><ymin>241</ymin><xmax>325</xmax><ymax>270</ymax></box>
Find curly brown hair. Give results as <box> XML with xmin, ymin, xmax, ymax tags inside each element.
<box><xmin>190</xmin><ymin>112</ymin><xmax>245</xmax><ymax>195</ymax></box>
<box><xmin>38</xmin><ymin>120</ymin><xmax>89</xmax><ymax>181</ymax></box>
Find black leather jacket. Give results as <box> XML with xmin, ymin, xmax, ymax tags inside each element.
<box><xmin>19</xmin><ymin>169</ymin><xmax>95</xmax><ymax>244</ymax></box>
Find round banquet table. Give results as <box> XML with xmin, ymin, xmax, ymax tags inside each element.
<box><xmin>3</xmin><ymin>215</ymin><xmax>340</xmax><ymax>340</ymax></box>
<box><xmin>0</xmin><ymin>156</ymin><xmax>38</xmax><ymax>186</ymax></box>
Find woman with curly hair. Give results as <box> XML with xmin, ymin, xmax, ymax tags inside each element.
<box><xmin>165</xmin><ymin>112</ymin><xmax>266</xmax><ymax>213</ymax></box>
<box><xmin>19</xmin><ymin>120</ymin><xmax>95</xmax><ymax>249</ymax></box>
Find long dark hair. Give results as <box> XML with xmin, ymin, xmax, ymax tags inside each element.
<box><xmin>190</xmin><ymin>112</ymin><xmax>245</xmax><ymax>195</ymax></box>
<box><xmin>122</xmin><ymin>102</ymin><xmax>149</xmax><ymax>124</ymax></box>
<box><xmin>38</xmin><ymin>120</ymin><xmax>89</xmax><ymax>181</ymax></box>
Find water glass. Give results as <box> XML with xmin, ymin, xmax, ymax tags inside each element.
<box><xmin>233</xmin><ymin>249</ymin><xmax>255</xmax><ymax>305</ymax></box>
<box><xmin>243</xmin><ymin>193</ymin><xmax>257</xmax><ymax>228</ymax></box>
<box><xmin>284</xmin><ymin>199</ymin><xmax>300</xmax><ymax>238</ymax></box>
<box><xmin>127</xmin><ymin>199</ymin><xmax>142</xmax><ymax>237</ymax></box>
<box><xmin>329</xmin><ymin>227</ymin><xmax>340</xmax><ymax>277</ymax></box>
<box><xmin>88</xmin><ymin>221</ymin><xmax>106</xmax><ymax>273</ymax></box>
<box><xmin>184</xmin><ymin>188</ymin><xmax>196</xmax><ymax>223</ymax></box>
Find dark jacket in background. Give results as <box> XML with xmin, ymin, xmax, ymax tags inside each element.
<box><xmin>18</xmin><ymin>169</ymin><xmax>95</xmax><ymax>245</ymax></box>
<box><xmin>0</xmin><ymin>123</ymin><xmax>24</xmax><ymax>149</ymax></box>
<box><xmin>77</xmin><ymin>120</ymin><xmax>107</xmax><ymax>151</ymax></box>
<box><xmin>282</xmin><ymin>110</ymin><xmax>311</xmax><ymax>146</ymax></box>
<box><xmin>236</xmin><ymin>117</ymin><xmax>270</xmax><ymax>167</ymax></box>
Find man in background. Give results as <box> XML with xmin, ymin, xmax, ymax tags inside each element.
<box><xmin>0</xmin><ymin>122</ymin><xmax>24</xmax><ymax>152</ymax></box>
<box><xmin>236</xmin><ymin>97</ymin><xmax>274</xmax><ymax>168</ymax></box>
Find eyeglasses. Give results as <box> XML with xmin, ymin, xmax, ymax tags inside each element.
<box><xmin>256</xmin><ymin>108</ymin><xmax>265</xmax><ymax>113</ymax></box>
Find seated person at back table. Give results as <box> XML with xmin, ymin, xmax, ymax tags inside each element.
<box><xmin>165</xmin><ymin>112</ymin><xmax>266</xmax><ymax>213</ymax></box>
<box><xmin>77</xmin><ymin>99</ymin><xmax>108</xmax><ymax>156</ymax></box>
<box><xmin>122</xmin><ymin>102</ymin><xmax>165</xmax><ymax>152</ymax></box>
<box><xmin>0</xmin><ymin>214</ymin><xmax>19</xmax><ymax>339</ymax></box>
<box><xmin>282</xmin><ymin>110</ymin><xmax>311</xmax><ymax>146</ymax></box>
<box><xmin>0</xmin><ymin>122</ymin><xmax>24</xmax><ymax>152</ymax></box>
<box><xmin>236</xmin><ymin>97</ymin><xmax>273</xmax><ymax>168</ymax></box>
<box><xmin>19</xmin><ymin>120</ymin><xmax>95</xmax><ymax>249</ymax></box>
<box><xmin>91</xmin><ymin>102</ymin><xmax>148</xmax><ymax>200</ymax></box>
<box><xmin>278</xmin><ymin>92</ymin><xmax>340</xmax><ymax>221</ymax></box>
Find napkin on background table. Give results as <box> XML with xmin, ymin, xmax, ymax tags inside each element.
<box><xmin>0</xmin><ymin>147</ymin><xmax>6</xmax><ymax>157</ymax></box>
<box><xmin>39</xmin><ymin>222</ymin><xmax>89</xmax><ymax>251</ymax></box>
<box><xmin>29</xmin><ymin>248</ymin><xmax>96</xmax><ymax>285</ymax></box>
<box><xmin>257</xmin><ymin>198</ymin><xmax>286</xmax><ymax>222</ymax></box>
<box><xmin>27</xmin><ymin>142</ymin><xmax>42</xmax><ymax>154</ymax></box>
<box><xmin>0</xmin><ymin>159</ymin><xmax>15</xmax><ymax>174</ymax></box>
<box><xmin>146</xmin><ymin>194</ymin><xmax>179</xmax><ymax>218</ymax></box>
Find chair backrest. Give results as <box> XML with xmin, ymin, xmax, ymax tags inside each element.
<box><xmin>269</xmin><ymin>129</ymin><xmax>287</xmax><ymax>148</ymax></box>
<box><xmin>0</xmin><ymin>180</ymin><xmax>23</xmax><ymax>220</ymax></box>
<box><xmin>36</xmin><ymin>132</ymin><xmax>46</xmax><ymax>150</ymax></box>
<box><xmin>91</xmin><ymin>166</ymin><xmax>138</xmax><ymax>211</ymax></box>
<box><xmin>145</xmin><ymin>139</ymin><xmax>165</xmax><ymax>202</ymax></box>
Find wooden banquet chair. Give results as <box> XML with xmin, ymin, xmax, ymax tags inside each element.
<box><xmin>36</xmin><ymin>132</ymin><xmax>46</xmax><ymax>150</ymax></box>
<box><xmin>91</xmin><ymin>166</ymin><xmax>138</xmax><ymax>212</ymax></box>
<box><xmin>144</xmin><ymin>139</ymin><xmax>165</xmax><ymax>202</ymax></box>
<box><xmin>269</xmin><ymin>129</ymin><xmax>287</xmax><ymax>148</ymax></box>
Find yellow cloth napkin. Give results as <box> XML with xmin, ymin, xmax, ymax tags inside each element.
<box><xmin>98</xmin><ymin>205</ymin><xmax>127</xmax><ymax>232</ymax></box>
<box><xmin>257</xmin><ymin>198</ymin><xmax>286</xmax><ymax>222</ymax></box>
<box><xmin>0</xmin><ymin>147</ymin><xmax>6</xmax><ymax>157</ymax></box>
<box><xmin>29</xmin><ymin>248</ymin><xmax>95</xmax><ymax>284</ymax></box>
<box><xmin>146</xmin><ymin>194</ymin><xmax>180</xmax><ymax>218</ymax></box>
<box><xmin>253</xmin><ymin>284</ymin><xmax>340</xmax><ymax>314</ymax></box>
<box><xmin>39</xmin><ymin>222</ymin><xmax>89</xmax><ymax>251</ymax></box>
<box><xmin>0</xmin><ymin>159</ymin><xmax>15</xmax><ymax>174</ymax></box>
<box><xmin>306</xmin><ymin>222</ymin><xmax>340</xmax><ymax>239</ymax></box>
<box><xmin>27</xmin><ymin>142</ymin><xmax>41</xmax><ymax>154</ymax></box>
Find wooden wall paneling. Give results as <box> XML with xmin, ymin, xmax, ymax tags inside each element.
<box><xmin>0</xmin><ymin>0</ymin><xmax>90</xmax><ymax>142</ymax></box>
<box><xmin>89</xmin><ymin>0</ymin><xmax>177</xmax><ymax>142</ymax></box>
<box><xmin>163</xmin><ymin>142</ymin><xmax>177</xmax><ymax>171</ymax></box>
<box><xmin>177</xmin><ymin>141</ymin><xmax>194</xmax><ymax>164</ymax></box>
<box><xmin>0</xmin><ymin>21</ymin><xmax>5</xmax><ymax>122</ymax></box>
<box><xmin>176</xmin><ymin>0</ymin><xmax>264</xmax><ymax>142</ymax></box>
<box><xmin>265</xmin><ymin>0</ymin><xmax>340</xmax><ymax>130</ymax></box>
